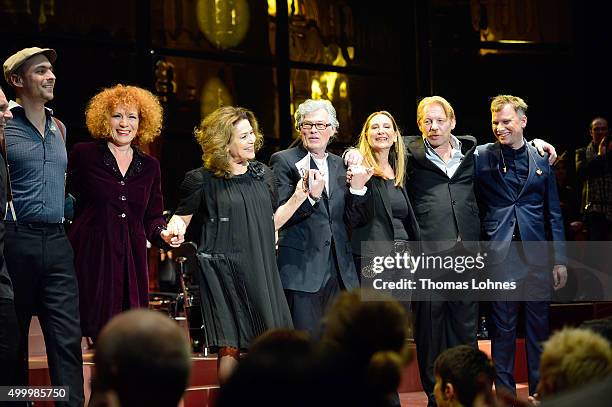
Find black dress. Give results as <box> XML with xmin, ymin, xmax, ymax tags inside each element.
<box><xmin>175</xmin><ymin>161</ymin><xmax>293</xmax><ymax>351</ymax></box>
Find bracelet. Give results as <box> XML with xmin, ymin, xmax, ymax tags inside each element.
<box><xmin>310</xmin><ymin>193</ymin><xmax>322</xmax><ymax>203</ymax></box>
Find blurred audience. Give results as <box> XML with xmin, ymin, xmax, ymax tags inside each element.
<box><xmin>216</xmin><ymin>329</ymin><xmax>315</xmax><ymax>407</ymax></box>
<box><xmin>317</xmin><ymin>289</ymin><xmax>413</xmax><ymax>407</ymax></box>
<box><xmin>433</xmin><ymin>345</ymin><xmax>496</xmax><ymax>407</ymax></box>
<box><xmin>536</xmin><ymin>327</ymin><xmax>612</xmax><ymax>402</ymax></box>
<box><xmin>89</xmin><ymin>309</ymin><xmax>191</xmax><ymax>407</ymax></box>
<box><xmin>539</xmin><ymin>375</ymin><xmax>612</xmax><ymax>407</ymax></box>
<box><xmin>579</xmin><ymin>316</ymin><xmax>612</xmax><ymax>343</ymax></box>
<box><xmin>575</xmin><ymin>116</ymin><xmax>612</xmax><ymax>240</ymax></box>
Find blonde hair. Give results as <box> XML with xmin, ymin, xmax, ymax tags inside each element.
<box><xmin>195</xmin><ymin>106</ymin><xmax>263</xmax><ymax>178</ymax></box>
<box><xmin>85</xmin><ymin>84</ymin><xmax>163</xmax><ymax>145</ymax></box>
<box><xmin>539</xmin><ymin>327</ymin><xmax>612</xmax><ymax>397</ymax></box>
<box><xmin>356</xmin><ymin>111</ymin><xmax>405</xmax><ymax>187</ymax></box>
<box><xmin>416</xmin><ymin>96</ymin><xmax>456</xmax><ymax>124</ymax></box>
<box><xmin>490</xmin><ymin>95</ymin><xmax>528</xmax><ymax>117</ymax></box>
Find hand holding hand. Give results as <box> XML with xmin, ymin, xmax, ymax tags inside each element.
<box><xmin>164</xmin><ymin>216</ymin><xmax>187</xmax><ymax>247</ymax></box>
<box><xmin>347</xmin><ymin>165</ymin><xmax>373</xmax><ymax>190</ymax></box>
<box><xmin>308</xmin><ymin>169</ymin><xmax>326</xmax><ymax>200</ymax></box>
<box><xmin>553</xmin><ymin>264</ymin><xmax>568</xmax><ymax>290</ymax></box>
<box><xmin>160</xmin><ymin>228</ymin><xmax>184</xmax><ymax>248</ymax></box>
<box><xmin>344</xmin><ymin>148</ymin><xmax>364</xmax><ymax>166</ymax></box>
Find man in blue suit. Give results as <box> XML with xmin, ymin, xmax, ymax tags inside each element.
<box><xmin>475</xmin><ymin>95</ymin><xmax>567</xmax><ymax>397</ymax></box>
<box><xmin>270</xmin><ymin>99</ymin><xmax>371</xmax><ymax>337</ymax></box>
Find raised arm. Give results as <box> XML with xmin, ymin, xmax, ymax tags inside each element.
<box><xmin>273</xmin><ymin>178</ymin><xmax>309</xmax><ymax>230</ymax></box>
<box><xmin>269</xmin><ymin>152</ymin><xmax>318</xmax><ymax>228</ymax></box>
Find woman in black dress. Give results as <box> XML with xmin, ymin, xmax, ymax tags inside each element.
<box><xmin>166</xmin><ymin>106</ymin><xmax>306</xmax><ymax>383</ymax></box>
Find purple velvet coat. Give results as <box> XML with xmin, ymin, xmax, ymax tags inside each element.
<box><xmin>67</xmin><ymin>141</ymin><xmax>166</xmax><ymax>337</ymax></box>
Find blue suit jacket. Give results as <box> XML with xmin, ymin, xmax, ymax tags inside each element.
<box><xmin>270</xmin><ymin>146</ymin><xmax>367</xmax><ymax>293</ymax></box>
<box><xmin>475</xmin><ymin>141</ymin><xmax>566</xmax><ymax>267</ymax></box>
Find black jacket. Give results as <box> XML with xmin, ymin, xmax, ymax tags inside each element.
<box><xmin>403</xmin><ymin>135</ymin><xmax>481</xmax><ymax>253</ymax></box>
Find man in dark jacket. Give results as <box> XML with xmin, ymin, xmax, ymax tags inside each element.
<box><xmin>406</xmin><ymin>96</ymin><xmax>481</xmax><ymax>407</ymax></box>
<box><xmin>270</xmin><ymin>99</ymin><xmax>371</xmax><ymax>338</ymax></box>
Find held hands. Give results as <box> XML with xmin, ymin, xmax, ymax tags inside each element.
<box><xmin>346</xmin><ymin>164</ymin><xmax>373</xmax><ymax>190</ymax></box>
<box><xmin>343</xmin><ymin>148</ymin><xmax>364</xmax><ymax>166</ymax></box>
<box><xmin>532</xmin><ymin>139</ymin><xmax>557</xmax><ymax>164</ymax></box>
<box><xmin>305</xmin><ymin>169</ymin><xmax>326</xmax><ymax>201</ymax></box>
<box><xmin>160</xmin><ymin>229</ymin><xmax>184</xmax><ymax>247</ymax></box>
<box><xmin>552</xmin><ymin>264</ymin><xmax>568</xmax><ymax>290</ymax></box>
<box><xmin>162</xmin><ymin>216</ymin><xmax>187</xmax><ymax>248</ymax></box>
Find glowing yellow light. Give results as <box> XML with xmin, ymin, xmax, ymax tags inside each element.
<box><xmin>347</xmin><ymin>46</ymin><xmax>355</xmax><ymax>60</ymax></box>
<box><xmin>201</xmin><ymin>77</ymin><xmax>233</xmax><ymax>119</ymax></box>
<box><xmin>197</xmin><ymin>0</ymin><xmax>250</xmax><ymax>49</ymax></box>
<box><xmin>331</xmin><ymin>47</ymin><xmax>347</xmax><ymax>68</ymax></box>
<box><xmin>321</xmin><ymin>72</ymin><xmax>338</xmax><ymax>101</ymax></box>
<box><xmin>267</xmin><ymin>0</ymin><xmax>276</xmax><ymax>17</ymax></box>
<box><xmin>497</xmin><ymin>40</ymin><xmax>535</xmax><ymax>44</ymax></box>
<box><xmin>267</xmin><ymin>0</ymin><xmax>296</xmax><ymax>17</ymax></box>
<box><xmin>339</xmin><ymin>81</ymin><xmax>348</xmax><ymax>99</ymax></box>
<box><xmin>311</xmin><ymin>79</ymin><xmax>322</xmax><ymax>100</ymax></box>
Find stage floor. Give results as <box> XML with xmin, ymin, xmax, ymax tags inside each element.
<box><xmin>28</xmin><ymin>317</ymin><xmax>531</xmax><ymax>407</ymax></box>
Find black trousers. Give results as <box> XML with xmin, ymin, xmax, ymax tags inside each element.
<box><xmin>285</xmin><ymin>245</ymin><xmax>344</xmax><ymax>339</ymax></box>
<box><xmin>4</xmin><ymin>223</ymin><xmax>84</xmax><ymax>407</ymax></box>
<box><xmin>413</xmin><ymin>300</ymin><xmax>478</xmax><ymax>406</ymax></box>
<box><xmin>0</xmin><ymin>297</ymin><xmax>20</xmax><ymax>384</ymax></box>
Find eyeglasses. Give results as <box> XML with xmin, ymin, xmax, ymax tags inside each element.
<box><xmin>301</xmin><ymin>122</ymin><xmax>332</xmax><ymax>130</ymax></box>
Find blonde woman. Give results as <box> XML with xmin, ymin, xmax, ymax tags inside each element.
<box><xmin>350</xmin><ymin>111</ymin><xmax>420</xmax><ymax>274</ymax></box>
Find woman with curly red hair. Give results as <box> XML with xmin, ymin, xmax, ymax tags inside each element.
<box><xmin>67</xmin><ymin>84</ymin><xmax>180</xmax><ymax>340</ymax></box>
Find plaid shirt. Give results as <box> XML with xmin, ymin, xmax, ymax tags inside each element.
<box><xmin>576</xmin><ymin>141</ymin><xmax>612</xmax><ymax>221</ymax></box>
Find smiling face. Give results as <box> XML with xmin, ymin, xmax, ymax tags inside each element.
<box><xmin>13</xmin><ymin>54</ymin><xmax>56</xmax><ymax>102</ymax></box>
<box><xmin>109</xmin><ymin>105</ymin><xmax>139</xmax><ymax>147</ymax></box>
<box><xmin>491</xmin><ymin>103</ymin><xmax>526</xmax><ymax>149</ymax></box>
<box><xmin>418</xmin><ymin>102</ymin><xmax>456</xmax><ymax>148</ymax></box>
<box><xmin>300</xmin><ymin>108</ymin><xmax>334</xmax><ymax>157</ymax></box>
<box><xmin>227</xmin><ymin>118</ymin><xmax>256</xmax><ymax>163</ymax></box>
<box><xmin>367</xmin><ymin>113</ymin><xmax>397</xmax><ymax>153</ymax></box>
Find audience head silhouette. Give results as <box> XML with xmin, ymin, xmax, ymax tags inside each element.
<box><xmin>91</xmin><ymin>309</ymin><xmax>192</xmax><ymax>407</ymax></box>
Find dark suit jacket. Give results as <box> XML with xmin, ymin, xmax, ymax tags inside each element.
<box><xmin>475</xmin><ymin>141</ymin><xmax>566</xmax><ymax>267</ymax></box>
<box><xmin>0</xmin><ymin>151</ymin><xmax>12</xmax><ymax>300</ymax></box>
<box><xmin>270</xmin><ymin>146</ymin><xmax>367</xmax><ymax>293</ymax></box>
<box><xmin>350</xmin><ymin>176</ymin><xmax>420</xmax><ymax>257</ymax></box>
<box><xmin>403</xmin><ymin>135</ymin><xmax>481</xmax><ymax>253</ymax></box>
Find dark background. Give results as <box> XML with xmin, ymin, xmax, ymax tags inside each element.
<box><xmin>2</xmin><ymin>0</ymin><xmax>610</xmax><ymax>209</ymax></box>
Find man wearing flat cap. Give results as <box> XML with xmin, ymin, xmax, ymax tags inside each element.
<box><xmin>3</xmin><ymin>47</ymin><xmax>84</xmax><ymax>406</ymax></box>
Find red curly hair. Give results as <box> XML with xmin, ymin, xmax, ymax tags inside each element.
<box><xmin>85</xmin><ymin>84</ymin><xmax>163</xmax><ymax>145</ymax></box>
